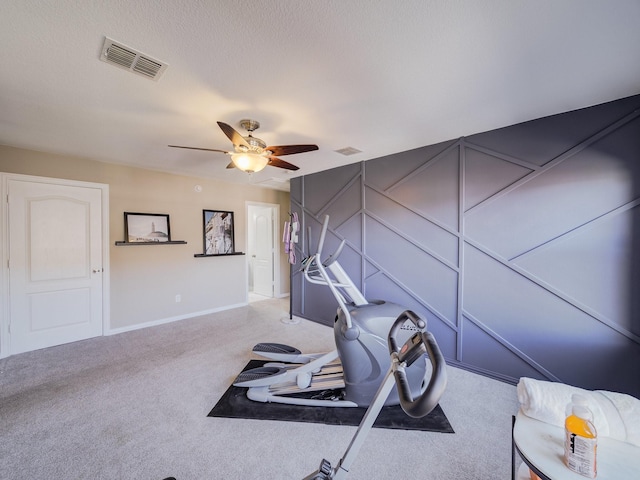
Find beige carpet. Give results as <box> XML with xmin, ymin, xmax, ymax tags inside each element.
<box><xmin>0</xmin><ymin>297</ymin><xmax>521</xmax><ymax>479</ymax></box>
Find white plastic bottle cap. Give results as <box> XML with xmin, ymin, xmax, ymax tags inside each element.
<box><xmin>572</xmin><ymin>405</ymin><xmax>593</xmax><ymax>421</ymax></box>
<box><xmin>566</xmin><ymin>393</ymin><xmax>590</xmax><ymax>416</ymax></box>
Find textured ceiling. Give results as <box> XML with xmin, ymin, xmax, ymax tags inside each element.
<box><xmin>1</xmin><ymin>1</ymin><xmax>639</xmax><ymax>191</ymax></box>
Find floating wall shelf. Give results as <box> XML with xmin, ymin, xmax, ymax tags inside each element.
<box><xmin>194</xmin><ymin>252</ymin><xmax>245</xmax><ymax>257</ymax></box>
<box><xmin>115</xmin><ymin>241</ymin><xmax>187</xmax><ymax>246</ymax></box>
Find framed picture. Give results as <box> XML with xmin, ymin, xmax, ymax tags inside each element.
<box><xmin>203</xmin><ymin>210</ymin><xmax>235</xmax><ymax>254</ymax></box>
<box><xmin>124</xmin><ymin>212</ymin><xmax>171</xmax><ymax>243</ymax></box>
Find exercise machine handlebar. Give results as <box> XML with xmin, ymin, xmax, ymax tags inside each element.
<box><xmin>389</xmin><ymin>310</ymin><xmax>447</xmax><ymax>419</ymax></box>
<box><xmin>301</xmin><ymin>215</ymin><xmax>369</xmax><ymax>330</ymax></box>
<box><xmin>316</xmin><ymin>214</ymin><xmax>330</xmax><ymax>258</ymax></box>
<box><xmin>311</xmin><ymin>215</ymin><xmax>345</xmax><ymax>267</ymax></box>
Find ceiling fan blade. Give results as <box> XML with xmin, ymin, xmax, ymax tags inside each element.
<box><xmin>168</xmin><ymin>145</ymin><xmax>230</xmax><ymax>153</ymax></box>
<box><xmin>266</xmin><ymin>144</ymin><xmax>319</xmax><ymax>157</ymax></box>
<box><xmin>267</xmin><ymin>157</ymin><xmax>300</xmax><ymax>171</ymax></box>
<box><xmin>217</xmin><ymin>122</ymin><xmax>250</xmax><ymax>148</ymax></box>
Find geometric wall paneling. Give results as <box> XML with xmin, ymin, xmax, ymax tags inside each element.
<box><xmin>552</xmin><ymin>123</ymin><xmax>640</xmax><ymax>209</ymax></box>
<box><xmin>363</xmin><ymin>257</ymin><xmax>456</xmax><ymax>333</ymax></box>
<box><xmin>462</xmin><ymin>243</ymin><xmax>581</xmax><ymax>355</ymax></box>
<box><xmin>628</xmin><ymin>203</ymin><xmax>640</xmax><ymax>338</ymax></box>
<box><xmin>290</xmin><ymin>174</ymin><xmax>303</xmax><ymax>203</ymax></box>
<box><xmin>364</xmin><ymin>186</ymin><xmax>459</xmax><ymax>265</ymax></box>
<box><xmin>587</xmin><ymin>115</ymin><xmax>640</xmax><ymax>199</ymax></box>
<box><xmin>363</xmin><ymin>262</ymin><xmax>458</xmax><ymax>360</ymax></box>
<box><xmin>386</xmin><ymin>143</ymin><xmax>460</xmax><ymax>230</ymax></box>
<box><xmin>298</xmin><ymin>279</ymin><xmax>337</xmax><ymax>327</ymax></box>
<box><xmin>363</xmin><ymin>252</ymin><xmax>457</xmax><ymax>334</ymax></box>
<box><xmin>303</xmin><ymin>162</ymin><xmax>361</xmax><ymax>215</ymax></box>
<box><xmin>460</xmin><ymin>314</ymin><xmax>550</xmax><ymax>382</ymax></box>
<box><xmin>364</xmin><ymin>258</ymin><xmax>381</xmax><ymax>280</ymax></box>
<box><xmin>463</xmin><ymin>118</ymin><xmax>637</xmax><ymax>261</ymax></box>
<box><xmin>364</xmin><ymin>215</ymin><xmax>458</xmax><ymax>321</ymax></box>
<box><xmin>364</xmin><ymin>269</ymin><xmax>422</xmax><ymax>307</ymax></box>
<box><xmin>464</xmin><ymin>154</ymin><xmax>605</xmax><ymax>260</ymax></box>
<box><xmin>423</xmin><ymin>321</ymin><xmax>458</xmax><ymax>362</ymax></box>
<box><xmin>462</xmin><ymin>243</ymin><xmax>640</xmax><ymax>392</ymax></box>
<box><xmin>463</xmin><ymin>144</ymin><xmax>535</xmax><ymax>211</ymax></box>
<box><xmin>464</xmin><ymin>94</ymin><xmax>640</xmax><ymax>167</ymax></box>
<box><xmin>335</xmin><ymin>212</ymin><xmax>363</xmax><ymax>253</ymax></box>
<box><xmin>365</xmin><ymin>139</ymin><xmax>457</xmax><ymax>191</ymax></box>
<box><xmin>291</xmin><ymin>94</ymin><xmax>640</xmax><ymax>397</ymax></box>
<box><xmin>513</xmin><ymin>202</ymin><xmax>640</xmax><ymax>332</ymax></box>
<box><xmin>290</xmin><ymin>267</ymin><xmax>304</xmax><ymax>317</ymax></box>
<box><xmin>323</xmin><ymin>177</ymin><xmax>362</xmax><ymax>225</ymax></box>
<box><xmin>464</xmin><ymin>108</ymin><xmax>640</xmax><ymax>261</ymax></box>
<box><xmin>598</xmin><ymin>345</ymin><xmax>640</xmax><ymax>397</ymax></box>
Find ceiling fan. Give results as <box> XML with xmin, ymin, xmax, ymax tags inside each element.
<box><xmin>169</xmin><ymin>119</ymin><xmax>319</xmax><ymax>173</ymax></box>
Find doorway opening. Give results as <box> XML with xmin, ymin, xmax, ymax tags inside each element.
<box><xmin>246</xmin><ymin>203</ymin><xmax>280</xmax><ymax>303</ymax></box>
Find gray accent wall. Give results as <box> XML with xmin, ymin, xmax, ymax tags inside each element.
<box><xmin>290</xmin><ymin>94</ymin><xmax>640</xmax><ymax>397</ymax></box>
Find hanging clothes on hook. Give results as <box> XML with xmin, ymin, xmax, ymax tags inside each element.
<box><xmin>283</xmin><ymin>219</ymin><xmax>291</xmax><ymax>252</ymax></box>
<box><xmin>290</xmin><ymin>212</ymin><xmax>299</xmax><ymax>264</ymax></box>
<box><xmin>283</xmin><ymin>212</ymin><xmax>299</xmax><ymax>265</ymax></box>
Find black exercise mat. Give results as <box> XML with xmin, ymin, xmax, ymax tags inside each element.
<box><xmin>208</xmin><ymin>360</ymin><xmax>454</xmax><ymax>433</ymax></box>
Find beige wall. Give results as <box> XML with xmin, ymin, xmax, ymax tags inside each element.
<box><xmin>0</xmin><ymin>145</ymin><xmax>290</xmax><ymax>331</ymax></box>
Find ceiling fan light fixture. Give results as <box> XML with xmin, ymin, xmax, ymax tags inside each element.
<box><xmin>169</xmin><ymin>119</ymin><xmax>317</xmax><ymax>173</ymax></box>
<box><xmin>231</xmin><ymin>153</ymin><xmax>268</xmax><ymax>173</ymax></box>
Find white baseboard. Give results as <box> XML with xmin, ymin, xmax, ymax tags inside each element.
<box><xmin>106</xmin><ymin>302</ymin><xmax>248</xmax><ymax>336</ymax></box>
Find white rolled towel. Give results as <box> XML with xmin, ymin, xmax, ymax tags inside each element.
<box><xmin>599</xmin><ymin>389</ymin><xmax>640</xmax><ymax>448</ymax></box>
<box><xmin>517</xmin><ymin>377</ymin><xmax>640</xmax><ymax>447</ymax></box>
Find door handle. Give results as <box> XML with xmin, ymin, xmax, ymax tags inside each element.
<box><xmin>92</xmin><ymin>268</ymin><xmax>103</xmax><ymax>273</ymax></box>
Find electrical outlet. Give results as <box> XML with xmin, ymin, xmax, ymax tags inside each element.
<box><xmin>175</xmin><ymin>294</ymin><xmax>181</xmax><ymax>303</ymax></box>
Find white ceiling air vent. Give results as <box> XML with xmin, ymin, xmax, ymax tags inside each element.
<box><xmin>335</xmin><ymin>147</ymin><xmax>362</xmax><ymax>156</ymax></box>
<box><xmin>100</xmin><ymin>37</ymin><xmax>168</xmax><ymax>81</ymax></box>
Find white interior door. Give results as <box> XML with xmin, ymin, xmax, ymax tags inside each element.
<box><xmin>8</xmin><ymin>179</ymin><xmax>104</xmax><ymax>354</ymax></box>
<box><xmin>251</xmin><ymin>206</ymin><xmax>274</xmax><ymax>297</ymax></box>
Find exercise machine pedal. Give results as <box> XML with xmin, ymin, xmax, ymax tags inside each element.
<box><xmin>232</xmin><ymin>365</ymin><xmax>289</xmax><ymax>387</ymax></box>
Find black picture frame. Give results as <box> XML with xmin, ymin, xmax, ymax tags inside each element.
<box><xmin>203</xmin><ymin>210</ymin><xmax>235</xmax><ymax>254</ymax></box>
<box><xmin>124</xmin><ymin>212</ymin><xmax>171</xmax><ymax>243</ymax></box>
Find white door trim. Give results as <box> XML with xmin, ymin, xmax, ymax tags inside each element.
<box><xmin>0</xmin><ymin>173</ymin><xmax>110</xmax><ymax>359</ymax></box>
<box><xmin>246</xmin><ymin>201</ymin><xmax>280</xmax><ymax>300</ymax></box>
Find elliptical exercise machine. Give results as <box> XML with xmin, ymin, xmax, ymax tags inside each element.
<box><xmin>233</xmin><ymin>215</ymin><xmax>430</xmax><ymax>408</ymax></box>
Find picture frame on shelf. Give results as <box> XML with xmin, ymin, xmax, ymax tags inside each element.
<box><xmin>124</xmin><ymin>212</ymin><xmax>171</xmax><ymax>243</ymax></box>
<box><xmin>203</xmin><ymin>210</ymin><xmax>235</xmax><ymax>255</ymax></box>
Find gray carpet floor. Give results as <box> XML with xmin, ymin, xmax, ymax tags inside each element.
<box><xmin>0</xmin><ymin>297</ymin><xmax>521</xmax><ymax>479</ymax></box>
